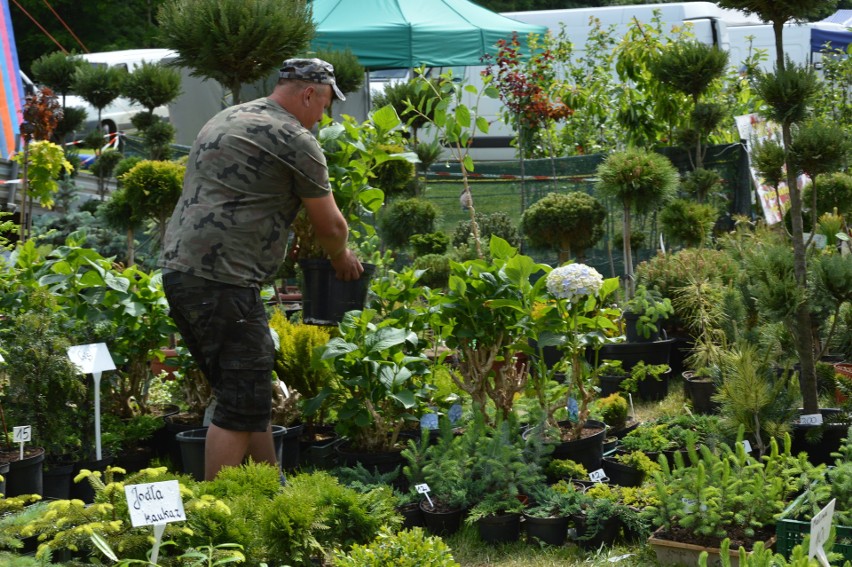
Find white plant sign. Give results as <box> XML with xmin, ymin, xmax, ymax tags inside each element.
<box><xmin>124</xmin><ymin>480</ymin><xmax>186</xmax><ymax>565</ymax></box>
<box><xmin>67</xmin><ymin>343</ymin><xmax>116</xmax><ymax>460</ymax></box>
<box><xmin>809</xmin><ymin>498</ymin><xmax>835</xmax><ymax>567</ymax></box>
<box><xmin>13</xmin><ymin>425</ymin><xmax>31</xmax><ymax>460</ymax></box>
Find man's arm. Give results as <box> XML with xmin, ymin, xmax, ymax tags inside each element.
<box><xmin>301</xmin><ymin>194</ymin><xmax>363</xmax><ymax>281</ymax></box>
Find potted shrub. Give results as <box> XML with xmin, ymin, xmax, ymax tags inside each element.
<box><xmin>594</xmin><ymin>392</ymin><xmax>639</xmax><ymax>439</ymax></box>
<box><xmin>292</xmin><ymin>109</ymin><xmax>414</xmax><ymax>325</ymax></box>
<box><xmin>623</xmin><ymin>285</ymin><xmax>674</xmax><ymax>342</ymax></box>
<box><xmin>317</xmin><ymin>309</ymin><xmax>432</xmax><ymax>460</ymax></box>
<box><xmin>603</xmin><ymin>449</ymin><xmax>660</xmax><ymax>488</ymax></box>
<box><xmin>463</xmin><ymin>415</ymin><xmax>547</xmax><ymax>544</ymax></box>
<box><xmin>415</xmin><ymin>425</ymin><xmax>470</xmax><ymax>537</ymax></box>
<box><xmin>595</xmin><ymin>147</ymin><xmax>679</xmax><ymax>296</ymax></box>
<box><xmin>644</xmin><ymin>436</ymin><xmax>817</xmax><ymax>564</ymax></box>
<box><xmin>523</xmin><ymin>483</ymin><xmax>586</xmax><ymax>546</ymax></box>
<box><xmin>596</xmin><ymin>360</ymin><xmax>629</xmax><ymax>398</ymax></box>
<box><xmin>774</xmin><ymin>425</ymin><xmax>852</xmax><ymax>561</ymax></box>
<box><xmin>619</xmin><ymin>361</ymin><xmax>672</xmax><ymax>402</ymax></box>
<box><xmin>528</xmin><ymin>263</ymin><xmax>621</xmax><ymax>459</ymax></box>
<box><xmin>428</xmin><ymin>236</ymin><xmax>550</xmax><ymax>422</ymax></box>
<box><xmin>574</xmin><ymin>482</ymin><xmax>648</xmax><ymax>549</ymax></box>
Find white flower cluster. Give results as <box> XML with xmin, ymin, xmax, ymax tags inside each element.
<box><xmin>546</xmin><ymin>264</ymin><xmax>604</xmax><ymax>302</ymax></box>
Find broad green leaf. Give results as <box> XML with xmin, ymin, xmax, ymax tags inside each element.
<box><xmin>455</xmin><ymin>105</ymin><xmax>471</xmax><ymax>128</ymax></box>
<box><xmin>476</xmin><ymin>116</ymin><xmax>490</xmax><ymax>134</ymax></box>
<box><xmin>372</xmin><ymin>104</ymin><xmax>401</xmax><ymax>132</ymax></box>
<box><xmin>462</xmin><ymin>155</ymin><xmax>475</xmax><ymax>173</ymax></box>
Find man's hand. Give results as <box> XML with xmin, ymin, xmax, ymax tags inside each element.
<box><xmin>330</xmin><ymin>248</ymin><xmax>363</xmax><ymax>281</ymax></box>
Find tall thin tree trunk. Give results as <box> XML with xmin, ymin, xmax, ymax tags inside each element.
<box><xmin>783</xmin><ymin>121</ymin><xmax>818</xmax><ymax>413</ymax></box>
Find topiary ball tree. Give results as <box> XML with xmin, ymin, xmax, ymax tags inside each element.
<box><xmin>120</xmin><ymin>159</ymin><xmax>185</xmax><ymax>248</ymax></box>
<box><xmin>659</xmin><ymin>198</ymin><xmax>718</xmax><ymax>248</ymax></box>
<box><xmin>596</xmin><ymin>148</ymin><xmax>679</xmax><ymax>295</ymax></box>
<box><xmin>378</xmin><ymin>197</ymin><xmax>438</xmax><ymax>251</ymax></box>
<box><xmin>521</xmin><ymin>191</ymin><xmax>606</xmax><ymax>263</ymax></box>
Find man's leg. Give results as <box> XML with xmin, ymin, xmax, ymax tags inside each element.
<box><xmin>205</xmin><ymin>424</ymin><xmax>250</xmax><ymax>481</ymax></box>
<box><xmin>204</xmin><ymin>423</ymin><xmax>278</xmax><ymax>480</ymax></box>
<box><xmin>247</xmin><ymin>425</ymin><xmax>278</xmax><ymax>466</ymax></box>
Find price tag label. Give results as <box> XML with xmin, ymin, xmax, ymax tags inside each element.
<box><xmin>741</xmin><ymin>440</ymin><xmax>752</xmax><ymax>453</ymax></box>
<box><xmin>124</xmin><ymin>480</ymin><xmax>186</xmax><ymax>527</ymax></box>
<box><xmin>589</xmin><ymin>468</ymin><xmax>607</xmax><ymax>483</ymax></box>
<box><xmin>13</xmin><ymin>425</ymin><xmax>31</xmax><ymax>443</ymax></box>
<box><xmin>67</xmin><ymin>343</ymin><xmax>116</xmax><ymax>375</ymax></box>
<box><xmin>809</xmin><ymin>498</ymin><xmax>835</xmax><ymax>564</ymax></box>
<box><xmin>799</xmin><ymin>413</ymin><xmax>823</xmax><ymax>426</ymax></box>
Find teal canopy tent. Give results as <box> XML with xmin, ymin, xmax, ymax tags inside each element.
<box><xmin>310</xmin><ymin>0</ymin><xmax>547</xmax><ymax>69</ymax></box>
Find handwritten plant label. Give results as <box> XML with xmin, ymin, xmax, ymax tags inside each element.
<box><xmin>125</xmin><ymin>480</ymin><xmax>186</xmax><ymax>527</ymax></box>
<box><xmin>13</xmin><ymin>425</ymin><xmax>31</xmax><ymax>443</ymax></box>
<box><xmin>67</xmin><ymin>343</ymin><xmax>116</xmax><ymax>375</ymax></box>
<box><xmin>589</xmin><ymin>468</ymin><xmax>607</xmax><ymax>483</ymax></box>
<box><xmin>799</xmin><ymin>413</ymin><xmax>824</xmax><ymax>426</ymax></box>
<box><xmin>809</xmin><ymin>498</ymin><xmax>835</xmax><ymax>565</ymax></box>
<box><xmin>740</xmin><ymin>440</ymin><xmax>752</xmax><ymax>453</ymax></box>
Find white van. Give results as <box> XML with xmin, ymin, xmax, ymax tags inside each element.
<box><xmin>64</xmin><ymin>48</ymin><xmax>177</xmax><ymax>135</ymax></box>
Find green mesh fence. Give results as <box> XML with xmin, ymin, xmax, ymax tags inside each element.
<box><xmin>422</xmin><ymin>143</ymin><xmax>752</xmax><ymax>276</ymax></box>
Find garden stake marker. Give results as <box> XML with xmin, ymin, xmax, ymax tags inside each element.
<box><xmin>416</xmin><ymin>483</ymin><xmax>434</xmax><ymax>508</ymax></box>
<box><xmin>12</xmin><ymin>425</ymin><xmax>30</xmax><ymax>460</ymax></box>
<box><xmin>67</xmin><ymin>343</ymin><xmax>116</xmax><ymax>460</ymax></box>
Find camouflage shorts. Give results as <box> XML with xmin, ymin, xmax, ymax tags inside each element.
<box><xmin>163</xmin><ymin>271</ymin><xmax>274</xmax><ymax>432</ymax></box>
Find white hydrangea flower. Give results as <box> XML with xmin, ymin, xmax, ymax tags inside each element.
<box><xmin>546</xmin><ymin>264</ymin><xmax>604</xmax><ymax>302</ymax></box>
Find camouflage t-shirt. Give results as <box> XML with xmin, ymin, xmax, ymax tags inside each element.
<box><xmin>159</xmin><ymin>97</ymin><xmax>330</xmax><ymax>287</ymax></box>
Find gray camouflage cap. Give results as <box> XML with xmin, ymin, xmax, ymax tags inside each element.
<box><xmin>279</xmin><ymin>58</ymin><xmax>346</xmax><ymax>101</ymax></box>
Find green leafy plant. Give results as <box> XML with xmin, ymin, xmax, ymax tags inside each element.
<box><xmin>595</xmin><ymin>392</ymin><xmax>629</xmax><ymax>430</ymax></box>
<box><xmin>427</xmin><ymin>236</ymin><xmax>550</xmax><ymax>422</ymax></box>
<box><xmin>378</xmin><ymin>197</ymin><xmax>438</xmax><ymax>250</ymax></box>
<box><xmin>644</xmin><ymin>435</ymin><xmax>818</xmax><ymax>543</ymax></box>
<box><xmin>524</xmin><ymin>483</ymin><xmax>585</xmax><ymax>519</ymax></box>
<box><xmin>409</xmin><ymin>232</ymin><xmax>449</xmax><ymax>256</ymax></box>
<box><xmin>315</xmin><ymin>309</ymin><xmax>432</xmax><ymax>452</ymax></box>
<box><xmin>268</xmin><ymin>309</ymin><xmax>335</xmax><ymax>430</ymax></box>
<box><xmin>595</xmin><ymin>147</ymin><xmax>679</xmax><ymax>294</ymax></box>
<box><xmin>620</xmin><ymin>362</ymin><xmax>670</xmax><ymax>394</ymax></box>
<box><xmin>613</xmin><ymin>450</ymin><xmax>661</xmax><ymax>478</ymax></box>
<box><xmin>545</xmin><ymin>458</ymin><xmax>589</xmax><ymax>481</ymax></box>
<box><xmin>332</xmin><ymin>527</ymin><xmax>460</xmax><ymax>567</ymax></box>
<box><xmin>463</xmin><ymin>415</ymin><xmax>546</xmax><ymax>524</ymax></box>
<box><xmin>624</xmin><ymin>285</ymin><xmax>674</xmax><ymax>339</ymax></box>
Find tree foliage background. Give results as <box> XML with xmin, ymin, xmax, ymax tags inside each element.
<box><xmin>10</xmin><ymin>0</ymin><xmax>852</xmax><ymax>74</ymax></box>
